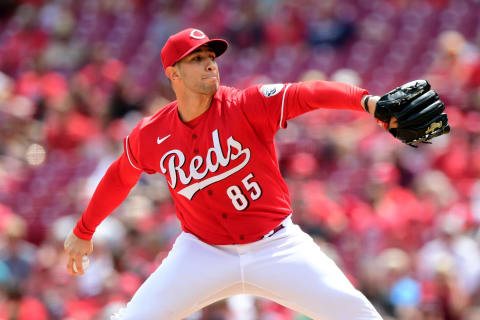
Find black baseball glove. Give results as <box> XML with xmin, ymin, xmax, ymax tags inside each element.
<box><xmin>374</xmin><ymin>80</ymin><xmax>450</xmax><ymax>147</ymax></box>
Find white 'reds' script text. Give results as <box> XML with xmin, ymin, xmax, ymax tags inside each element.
<box><xmin>160</xmin><ymin>130</ymin><xmax>251</xmax><ymax>200</ymax></box>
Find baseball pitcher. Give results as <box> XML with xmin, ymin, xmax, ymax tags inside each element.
<box><xmin>64</xmin><ymin>28</ymin><xmax>449</xmax><ymax>319</ymax></box>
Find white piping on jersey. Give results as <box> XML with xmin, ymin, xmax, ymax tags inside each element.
<box><xmin>125</xmin><ymin>135</ymin><xmax>142</xmax><ymax>171</ymax></box>
<box><xmin>279</xmin><ymin>83</ymin><xmax>292</xmax><ymax>129</ymax></box>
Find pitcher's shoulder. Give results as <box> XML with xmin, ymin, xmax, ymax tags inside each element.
<box><xmin>140</xmin><ymin>101</ymin><xmax>178</xmax><ymax>128</ymax></box>
<box><xmin>216</xmin><ymin>85</ymin><xmax>244</xmax><ymax>103</ymax></box>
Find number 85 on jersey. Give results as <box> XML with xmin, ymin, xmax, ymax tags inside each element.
<box><xmin>226</xmin><ymin>173</ymin><xmax>262</xmax><ymax>211</ymax></box>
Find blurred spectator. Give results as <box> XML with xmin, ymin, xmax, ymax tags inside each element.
<box><xmin>417</xmin><ymin>214</ymin><xmax>480</xmax><ymax>296</ymax></box>
<box><xmin>425</xmin><ymin>30</ymin><xmax>479</xmax><ymax>107</ymax></box>
<box><xmin>379</xmin><ymin>248</ymin><xmax>421</xmax><ymax>318</ymax></box>
<box><xmin>306</xmin><ymin>0</ymin><xmax>355</xmax><ymax>48</ymax></box>
<box><xmin>0</xmin><ymin>215</ymin><xmax>34</xmax><ymax>283</ymax></box>
<box><xmin>0</xmin><ymin>4</ymin><xmax>48</xmax><ymax>75</ymax></box>
<box><xmin>0</xmin><ymin>283</ymin><xmax>48</xmax><ymax>320</ymax></box>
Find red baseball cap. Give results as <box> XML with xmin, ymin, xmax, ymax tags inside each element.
<box><xmin>161</xmin><ymin>28</ymin><xmax>228</xmax><ymax>71</ymax></box>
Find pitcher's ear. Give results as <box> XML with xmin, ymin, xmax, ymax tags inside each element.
<box><xmin>166</xmin><ymin>66</ymin><xmax>179</xmax><ymax>81</ymax></box>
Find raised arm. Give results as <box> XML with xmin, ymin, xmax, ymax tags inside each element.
<box><xmin>281</xmin><ymin>80</ymin><xmax>401</xmax><ymax>129</ymax></box>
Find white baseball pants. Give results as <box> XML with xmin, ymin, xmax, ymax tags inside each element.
<box><xmin>113</xmin><ymin>216</ymin><xmax>382</xmax><ymax>320</ymax></box>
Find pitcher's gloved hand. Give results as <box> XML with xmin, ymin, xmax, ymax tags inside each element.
<box><xmin>375</xmin><ymin>80</ymin><xmax>450</xmax><ymax>147</ymax></box>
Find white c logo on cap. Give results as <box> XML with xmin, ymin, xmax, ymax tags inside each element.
<box><xmin>190</xmin><ymin>29</ymin><xmax>206</xmax><ymax>40</ymax></box>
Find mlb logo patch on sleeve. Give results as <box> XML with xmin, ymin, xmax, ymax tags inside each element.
<box><xmin>260</xmin><ymin>84</ymin><xmax>284</xmax><ymax>97</ymax></box>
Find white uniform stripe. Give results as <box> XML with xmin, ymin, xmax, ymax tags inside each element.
<box><xmin>279</xmin><ymin>83</ymin><xmax>292</xmax><ymax>129</ymax></box>
<box><xmin>125</xmin><ymin>135</ymin><xmax>142</xmax><ymax>171</ymax></box>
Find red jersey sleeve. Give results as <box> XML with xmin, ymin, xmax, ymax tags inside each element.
<box><xmin>124</xmin><ymin>119</ymin><xmax>156</xmax><ymax>174</ymax></box>
<box><xmin>73</xmin><ymin>152</ymin><xmax>141</xmax><ymax>240</ymax></box>
<box><xmin>242</xmin><ymin>81</ymin><xmax>369</xmax><ymax>138</ymax></box>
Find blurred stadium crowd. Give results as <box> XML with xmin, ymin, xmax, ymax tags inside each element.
<box><xmin>1</xmin><ymin>0</ymin><xmax>480</xmax><ymax>319</ymax></box>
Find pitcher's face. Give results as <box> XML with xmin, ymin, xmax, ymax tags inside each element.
<box><xmin>175</xmin><ymin>46</ymin><xmax>219</xmax><ymax>95</ymax></box>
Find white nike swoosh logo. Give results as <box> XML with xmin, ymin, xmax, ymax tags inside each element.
<box><xmin>157</xmin><ymin>134</ymin><xmax>171</xmax><ymax>144</ymax></box>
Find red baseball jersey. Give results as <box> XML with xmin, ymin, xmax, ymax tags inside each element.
<box><xmin>74</xmin><ymin>81</ymin><xmax>368</xmax><ymax>245</ymax></box>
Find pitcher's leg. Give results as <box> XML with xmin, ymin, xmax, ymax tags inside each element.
<box><xmin>245</xmin><ymin>226</ymin><xmax>382</xmax><ymax>320</ymax></box>
<box><xmin>114</xmin><ymin>233</ymin><xmax>241</xmax><ymax>320</ymax></box>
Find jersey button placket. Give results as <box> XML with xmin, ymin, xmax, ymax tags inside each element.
<box><xmin>191</xmin><ymin>133</ymin><xmax>199</xmax><ymax>154</ymax></box>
